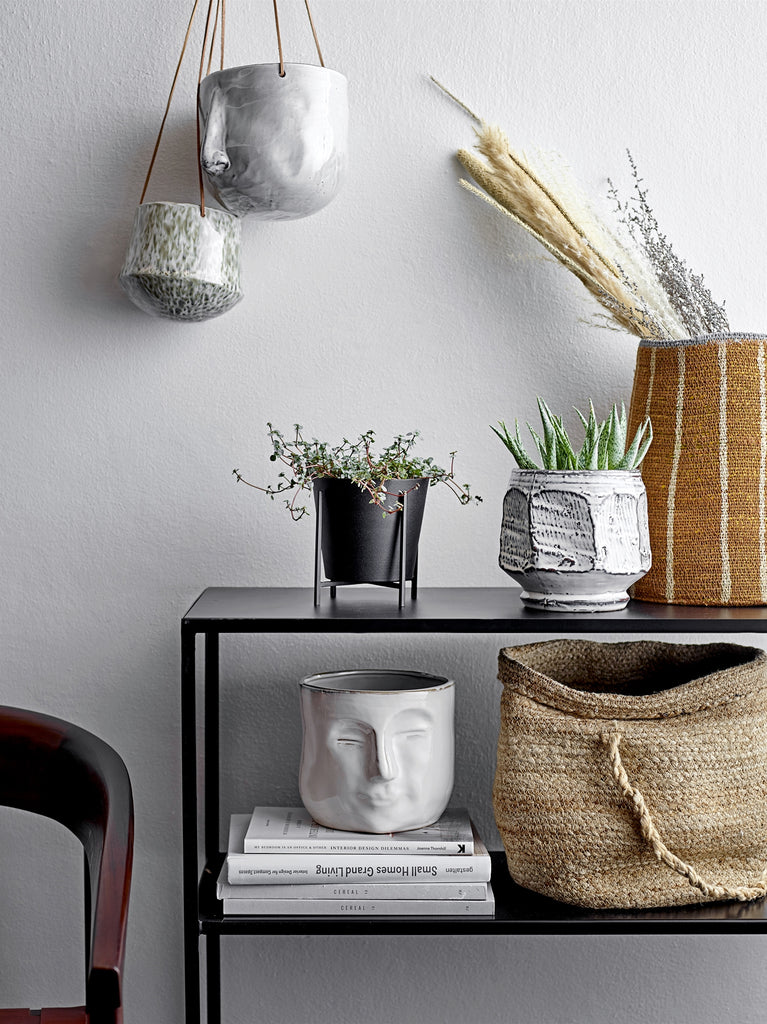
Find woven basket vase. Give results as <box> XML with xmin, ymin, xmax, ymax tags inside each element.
<box><xmin>627</xmin><ymin>333</ymin><xmax>767</xmax><ymax>605</ymax></box>
<box><xmin>494</xmin><ymin>639</ymin><xmax>767</xmax><ymax>909</ymax></box>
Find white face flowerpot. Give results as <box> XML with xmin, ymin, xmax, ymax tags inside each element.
<box><xmin>299</xmin><ymin>670</ymin><xmax>455</xmax><ymax>834</ymax></box>
<box><xmin>499</xmin><ymin>469</ymin><xmax>651</xmax><ymax>612</ymax></box>
<box><xmin>119</xmin><ymin>201</ymin><xmax>243</xmax><ymax>322</ymax></box>
<box><xmin>198</xmin><ymin>63</ymin><xmax>348</xmax><ymax>219</ymax></box>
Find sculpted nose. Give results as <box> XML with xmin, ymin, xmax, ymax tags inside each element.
<box><xmin>371</xmin><ymin>733</ymin><xmax>397</xmax><ymax>781</ymax></box>
<box><xmin>201</xmin><ymin>149</ymin><xmax>231</xmax><ymax>176</ymax></box>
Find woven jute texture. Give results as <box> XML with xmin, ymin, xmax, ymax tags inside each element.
<box><xmin>494</xmin><ymin>639</ymin><xmax>767</xmax><ymax>909</ymax></box>
<box><xmin>627</xmin><ymin>333</ymin><xmax>767</xmax><ymax>605</ymax></box>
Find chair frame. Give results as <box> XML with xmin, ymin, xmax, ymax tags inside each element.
<box><xmin>0</xmin><ymin>706</ymin><xmax>134</xmax><ymax>1024</ymax></box>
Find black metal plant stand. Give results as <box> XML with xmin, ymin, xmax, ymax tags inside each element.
<box><xmin>313</xmin><ymin>485</ymin><xmax>418</xmax><ymax>608</ymax></box>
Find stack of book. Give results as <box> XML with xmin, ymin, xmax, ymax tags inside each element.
<box><xmin>218</xmin><ymin>807</ymin><xmax>494</xmax><ymax>917</ymax></box>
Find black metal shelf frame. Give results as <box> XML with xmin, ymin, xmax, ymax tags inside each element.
<box><xmin>181</xmin><ymin>587</ymin><xmax>767</xmax><ymax>1024</ymax></box>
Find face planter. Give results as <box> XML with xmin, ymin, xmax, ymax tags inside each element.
<box><xmin>198</xmin><ymin>63</ymin><xmax>348</xmax><ymax>219</ymax></box>
<box><xmin>299</xmin><ymin>670</ymin><xmax>455</xmax><ymax>833</ymax></box>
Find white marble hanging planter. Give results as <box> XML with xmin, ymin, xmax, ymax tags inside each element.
<box><xmin>499</xmin><ymin>469</ymin><xmax>652</xmax><ymax>612</ymax></box>
<box><xmin>119</xmin><ymin>202</ymin><xmax>243</xmax><ymax>321</ymax></box>
<box><xmin>198</xmin><ymin>63</ymin><xmax>348</xmax><ymax>219</ymax></box>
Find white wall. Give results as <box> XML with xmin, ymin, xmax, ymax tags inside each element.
<box><xmin>1</xmin><ymin>1</ymin><xmax>766</xmax><ymax>1022</ymax></box>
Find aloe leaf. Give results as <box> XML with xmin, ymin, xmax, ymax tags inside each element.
<box><xmin>577</xmin><ymin>401</ymin><xmax>601</xmax><ymax>467</ymax></box>
<box><xmin>632</xmin><ymin>419</ymin><xmax>653</xmax><ymax>469</ymax></box>
<box><xmin>617</xmin><ymin>418</ymin><xmax>652</xmax><ymax>470</ymax></box>
<box><xmin>490</xmin><ymin>422</ymin><xmax>516</xmax><ymax>455</ymax></box>
<box><xmin>586</xmin><ymin>422</ymin><xmax>606</xmax><ymax>469</ymax></box>
<box><xmin>596</xmin><ymin>420</ymin><xmax>610</xmax><ymax>469</ymax></box>
<box><xmin>492</xmin><ymin>422</ymin><xmax>539</xmax><ymax>468</ymax></box>
<box><xmin>553</xmin><ymin>421</ymin><xmax>577</xmax><ymax>469</ymax></box>
<box><xmin>512</xmin><ymin>446</ymin><xmax>540</xmax><ymax>470</ymax></box>
<box><xmin>537</xmin><ymin>398</ymin><xmax>558</xmax><ymax>458</ymax></box>
<box><xmin>589</xmin><ymin>434</ymin><xmax>603</xmax><ymax>470</ymax></box>
<box><xmin>606</xmin><ymin>404</ymin><xmax>626</xmax><ymax>468</ymax></box>
<box><xmin>527</xmin><ymin>426</ymin><xmax>550</xmax><ymax>468</ymax></box>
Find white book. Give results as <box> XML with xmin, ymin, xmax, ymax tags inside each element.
<box><xmin>216</xmin><ymin>861</ymin><xmax>488</xmax><ymax>901</ymax></box>
<box><xmin>222</xmin><ymin>883</ymin><xmax>495</xmax><ymax>917</ymax></box>
<box><xmin>243</xmin><ymin>805</ymin><xmax>474</xmax><ymax>855</ymax></box>
<box><xmin>225</xmin><ymin>814</ymin><xmax>492</xmax><ymax>885</ymax></box>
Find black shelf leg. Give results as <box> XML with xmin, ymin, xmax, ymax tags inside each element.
<box><xmin>313</xmin><ymin>488</ymin><xmax>323</xmax><ymax>607</ymax></box>
<box><xmin>205</xmin><ymin>933</ymin><xmax>221</xmax><ymax>1024</ymax></box>
<box><xmin>204</xmin><ymin>633</ymin><xmax>220</xmax><ymax>864</ymax></box>
<box><xmin>204</xmin><ymin>633</ymin><xmax>221</xmax><ymax>1024</ymax></box>
<box><xmin>181</xmin><ymin>626</ymin><xmax>201</xmax><ymax>1024</ymax></box>
<box><xmin>398</xmin><ymin>489</ymin><xmax>407</xmax><ymax>609</ymax></box>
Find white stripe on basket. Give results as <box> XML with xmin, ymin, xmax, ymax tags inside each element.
<box><xmin>759</xmin><ymin>342</ymin><xmax>767</xmax><ymax>602</ymax></box>
<box><xmin>666</xmin><ymin>346</ymin><xmax>685</xmax><ymax>602</ymax></box>
<box><xmin>645</xmin><ymin>348</ymin><xmax>656</xmax><ymax>420</ymax></box>
<box><xmin>718</xmin><ymin>342</ymin><xmax>731</xmax><ymax>603</ymax></box>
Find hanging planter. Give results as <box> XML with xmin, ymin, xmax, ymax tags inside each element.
<box><xmin>198</xmin><ymin>1</ymin><xmax>348</xmax><ymax>219</ymax></box>
<box><xmin>119</xmin><ymin>0</ymin><xmax>243</xmax><ymax>321</ymax></box>
<box><xmin>119</xmin><ymin>202</ymin><xmax>241</xmax><ymax>321</ymax></box>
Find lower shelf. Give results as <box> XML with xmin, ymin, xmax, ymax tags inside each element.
<box><xmin>197</xmin><ymin>852</ymin><xmax>767</xmax><ymax>935</ymax></box>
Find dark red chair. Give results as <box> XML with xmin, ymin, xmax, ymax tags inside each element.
<box><xmin>0</xmin><ymin>707</ymin><xmax>133</xmax><ymax>1024</ymax></box>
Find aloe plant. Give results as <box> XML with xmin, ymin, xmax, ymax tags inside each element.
<box><xmin>492</xmin><ymin>398</ymin><xmax>652</xmax><ymax>471</ymax></box>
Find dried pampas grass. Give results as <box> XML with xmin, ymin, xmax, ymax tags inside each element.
<box><xmin>435</xmin><ymin>79</ymin><xmax>728</xmax><ymax>341</ymax></box>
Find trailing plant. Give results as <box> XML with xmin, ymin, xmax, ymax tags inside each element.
<box><xmin>433</xmin><ymin>79</ymin><xmax>729</xmax><ymax>341</ymax></box>
<box><xmin>234</xmin><ymin>424</ymin><xmax>481</xmax><ymax>520</ymax></box>
<box><xmin>492</xmin><ymin>398</ymin><xmax>652</xmax><ymax>471</ymax></box>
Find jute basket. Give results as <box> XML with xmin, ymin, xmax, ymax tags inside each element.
<box><xmin>494</xmin><ymin>639</ymin><xmax>767</xmax><ymax>909</ymax></box>
<box><xmin>627</xmin><ymin>333</ymin><xmax>767</xmax><ymax>605</ymax></box>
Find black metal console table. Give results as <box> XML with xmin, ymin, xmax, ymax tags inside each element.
<box><xmin>181</xmin><ymin>587</ymin><xmax>767</xmax><ymax>1024</ymax></box>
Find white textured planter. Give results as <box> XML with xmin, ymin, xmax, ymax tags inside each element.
<box><xmin>198</xmin><ymin>63</ymin><xmax>348</xmax><ymax>219</ymax></box>
<box><xmin>119</xmin><ymin>202</ymin><xmax>242</xmax><ymax>321</ymax></box>
<box><xmin>499</xmin><ymin>469</ymin><xmax>651</xmax><ymax>612</ymax></box>
<box><xmin>299</xmin><ymin>670</ymin><xmax>454</xmax><ymax>833</ymax></box>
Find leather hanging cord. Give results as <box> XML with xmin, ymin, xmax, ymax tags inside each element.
<box><xmin>139</xmin><ymin>0</ymin><xmax>202</xmax><ymax>206</ymax></box>
<box><xmin>204</xmin><ymin>0</ymin><xmax>226</xmax><ymax>74</ymax></box>
<box><xmin>139</xmin><ymin>0</ymin><xmax>224</xmax><ymax>213</ymax></box>
<box><xmin>273</xmin><ymin>0</ymin><xmax>285</xmax><ymax>76</ymax></box>
<box><xmin>140</xmin><ymin>0</ymin><xmax>323</xmax><ymax>208</ymax></box>
<box><xmin>220</xmin><ymin>0</ymin><xmax>226</xmax><ymax>70</ymax></box>
<box><xmin>273</xmin><ymin>0</ymin><xmax>326</xmax><ymax>74</ymax></box>
<box><xmin>304</xmin><ymin>0</ymin><xmax>325</xmax><ymax>67</ymax></box>
<box><xmin>196</xmin><ymin>0</ymin><xmax>221</xmax><ymax>214</ymax></box>
<box><xmin>206</xmin><ymin>0</ymin><xmax>221</xmax><ymax>76</ymax></box>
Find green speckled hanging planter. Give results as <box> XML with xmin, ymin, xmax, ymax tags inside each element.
<box><xmin>119</xmin><ymin>202</ymin><xmax>242</xmax><ymax>321</ymax></box>
<box><xmin>118</xmin><ymin>1</ymin><xmax>244</xmax><ymax>323</ymax></box>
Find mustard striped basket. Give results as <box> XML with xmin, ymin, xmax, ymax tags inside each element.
<box><xmin>628</xmin><ymin>333</ymin><xmax>767</xmax><ymax>605</ymax></box>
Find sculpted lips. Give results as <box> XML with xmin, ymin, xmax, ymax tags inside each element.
<box><xmin>356</xmin><ymin>785</ymin><xmax>398</xmax><ymax>807</ymax></box>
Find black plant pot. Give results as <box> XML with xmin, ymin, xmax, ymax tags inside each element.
<box><xmin>313</xmin><ymin>477</ymin><xmax>429</xmax><ymax>584</ymax></box>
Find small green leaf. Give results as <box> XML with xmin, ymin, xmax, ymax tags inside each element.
<box><xmin>617</xmin><ymin>417</ymin><xmax>652</xmax><ymax>470</ymax></box>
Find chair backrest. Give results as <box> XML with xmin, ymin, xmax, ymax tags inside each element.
<box><xmin>0</xmin><ymin>707</ymin><xmax>134</xmax><ymax>1024</ymax></box>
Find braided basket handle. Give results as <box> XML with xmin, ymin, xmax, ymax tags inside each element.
<box><xmin>604</xmin><ymin>731</ymin><xmax>767</xmax><ymax>903</ymax></box>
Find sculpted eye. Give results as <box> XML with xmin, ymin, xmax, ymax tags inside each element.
<box><xmin>333</xmin><ymin>720</ymin><xmax>371</xmax><ymax>747</ymax></box>
<box><xmin>400</xmin><ymin>730</ymin><xmax>427</xmax><ymax>742</ymax></box>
